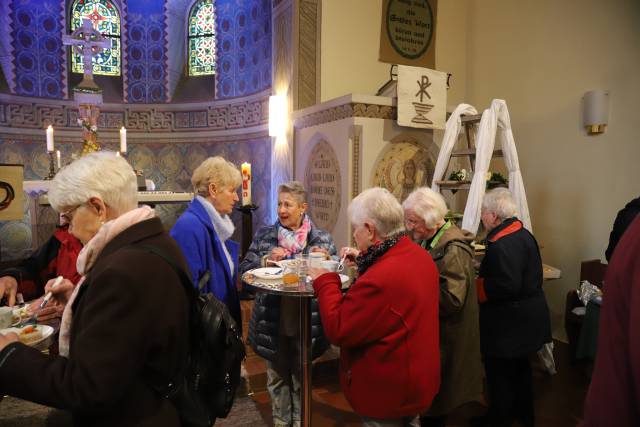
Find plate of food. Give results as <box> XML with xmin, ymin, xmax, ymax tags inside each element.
<box><xmin>251</xmin><ymin>267</ymin><xmax>285</xmax><ymax>280</ymax></box>
<box><xmin>1</xmin><ymin>324</ymin><xmax>54</xmax><ymax>350</ymax></box>
<box><xmin>12</xmin><ymin>305</ymin><xmax>32</xmax><ymax>326</ymax></box>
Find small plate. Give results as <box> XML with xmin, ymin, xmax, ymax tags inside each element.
<box><xmin>251</xmin><ymin>267</ymin><xmax>284</xmax><ymax>280</ymax></box>
<box><xmin>1</xmin><ymin>324</ymin><xmax>54</xmax><ymax>350</ymax></box>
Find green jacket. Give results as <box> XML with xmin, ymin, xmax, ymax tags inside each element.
<box><xmin>422</xmin><ymin>223</ymin><xmax>483</xmax><ymax>415</ymax></box>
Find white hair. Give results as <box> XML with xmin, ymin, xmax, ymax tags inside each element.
<box><xmin>48</xmin><ymin>151</ymin><xmax>138</xmax><ymax>216</ymax></box>
<box><xmin>348</xmin><ymin>187</ymin><xmax>405</xmax><ymax>238</ymax></box>
<box><xmin>482</xmin><ymin>187</ymin><xmax>518</xmax><ymax>221</ymax></box>
<box><xmin>278</xmin><ymin>181</ymin><xmax>307</xmax><ymax>205</ymax></box>
<box><xmin>192</xmin><ymin>156</ymin><xmax>242</xmax><ymax>197</ymax></box>
<box><xmin>402</xmin><ymin>187</ymin><xmax>448</xmax><ymax>229</ymax></box>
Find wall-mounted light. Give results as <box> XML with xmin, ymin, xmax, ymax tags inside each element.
<box><xmin>269</xmin><ymin>95</ymin><xmax>287</xmax><ymax>137</ymax></box>
<box><xmin>583</xmin><ymin>90</ymin><xmax>609</xmax><ymax>135</ymax></box>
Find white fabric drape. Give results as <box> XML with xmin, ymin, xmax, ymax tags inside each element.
<box><xmin>461</xmin><ymin>99</ymin><xmax>532</xmax><ymax>234</ymax></box>
<box><xmin>431</xmin><ymin>103</ymin><xmax>478</xmax><ymax>193</ymax></box>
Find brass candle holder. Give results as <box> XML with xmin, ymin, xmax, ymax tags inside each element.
<box><xmin>44</xmin><ymin>151</ymin><xmax>56</xmax><ymax>180</ymax></box>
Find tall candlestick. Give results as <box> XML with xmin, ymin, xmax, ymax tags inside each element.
<box><xmin>241</xmin><ymin>162</ymin><xmax>252</xmax><ymax>206</ymax></box>
<box><xmin>56</xmin><ymin>150</ymin><xmax>61</xmax><ymax>169</ymax></box>
<box><xmin>46</xmin><ymin>125</ymin><xmax>54</xmax><ymax>152</ymax></box>
<box><xmin>120</xmin><ymin>127</ymin><xmax>127</xmax><ymax>153</ymax></box>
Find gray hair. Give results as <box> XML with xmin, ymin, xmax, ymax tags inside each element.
<box><xmin>192</xmin><ymin>156</ymin><xmax>242</xmax><ymax>197</ymax></box>
<box><xmin>482</xmin><ymin>187</ymin><xmax>518</xmax><ymax>221</ymax></box>
<box><xmin>402</xmin><ymin>187</ymin><xmax>448</xmax><ymax>229</ymax></box>
<box><xmin>48</xmin><ymin>151</ymin><xmax>138</xmax><ymax>216</ymax></box>
<box><xmin>278</xmin><ymin>181</ymin><xmax>307</xmax><ymax>205</ymax></box>
<box><xmin>348</xmin><ymin>187</ymin><xmax>405</xmax><ymax>238</ymax></box>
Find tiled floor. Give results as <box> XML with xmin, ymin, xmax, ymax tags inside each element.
<box><xmin>239</xmin><ymin>300</ymin><xmax>592</xmax><ymax>426</ymax></box>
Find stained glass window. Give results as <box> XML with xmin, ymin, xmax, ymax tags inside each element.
<box><xmin>70</xmin><ymin>0</ymin><xmax>121</xmax><ymax>76</ymax></box>
<box><xmin>188</xmin><ymin>0</ymin><xmax>216</xmax><ymax>76</ymax></box>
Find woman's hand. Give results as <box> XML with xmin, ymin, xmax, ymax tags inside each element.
<box><xmin>0</xmin><ymin>276</ymin><xmax>18</xmax><ymax>307</ymax></box>
<box><xmin>0</xmin><ymin>332</ymin><xmax>19</xmax><ymax>352</ymax></box>
<box><xmin>28</xmin><ymin>278</ymin><xmax>76</xmax><ymax>321</ymax></box>
<box><xmin>268</xmin><ymin>247</ymin><xmax>288</xmax><ymax>261</ymax></box>
<box><xmin>308</xmin><ymin>267</ymin><xmax>330</xmax><ymax>281</ymax></box>
<box><xmin>339</xmin><ymin>247</ymin><xmax>360</xmax><ymax>267</ymax></box>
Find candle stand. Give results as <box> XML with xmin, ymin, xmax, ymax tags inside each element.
<box><xmin>44</xmin><ymin>151</ymin><xmax>56</xmax><ymax>180</ymax></box>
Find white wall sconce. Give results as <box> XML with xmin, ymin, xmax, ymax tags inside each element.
<box><xmin>269</xmin><ymin>95</ymin><xmax>287</xmax><ymax>137</ymax></box>
<box><xmin>583</xmin><ymin>90</ymin><xmax>609</xmax><ymax>135</ymax></box>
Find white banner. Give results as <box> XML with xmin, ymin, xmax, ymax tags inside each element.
<box><xmin>397</xmin><ymin>65</ymin><xmax>447</xmax><ymax>129</ymax></box>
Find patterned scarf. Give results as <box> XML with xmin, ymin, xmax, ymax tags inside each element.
<box><xmin>277</xmin><ymin>214</ymin><xmax>311</xmax><ymax>257</ymax></box>
<box><xmin>59</xmin><ymin>206</ymin><xmax>155</xmax><ymax>357</ymax></box>
<box><xmin>356</xmin><ymin>232</ymin><xmax>406</xmax><ymax>277</ymax></box>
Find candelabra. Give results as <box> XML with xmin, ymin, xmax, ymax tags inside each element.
<box><xmin>44</xmin><ymin>151</ymin><xmax>56</xmax><ymax>180</ymax></box>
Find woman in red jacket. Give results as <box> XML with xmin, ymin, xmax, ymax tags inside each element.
<box><xmin>310</xmin><ymin>187</ymin><xmax>441</xmax><ymax>427</ymax></box>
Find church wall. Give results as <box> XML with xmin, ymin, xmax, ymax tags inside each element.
<box><xmin>124</xmin><ymin>0</ymin><xmax>169</xmax><ymax>103</ymax></box>
<box><xmin>7</xmin><ymin>0</ymin><xmax>67</xmax><ymax>99</ymax></box>
<box><xmin>0</xmin><ymin>133</ymin><xmax>272</xmax><ymax>261</ymax></box>
<box><xmin>215</xmin><ymin>0</ymin><xmax>272</xmax><ymax>99</ymax></box>
<box><xmin>463</xmin><ymin>0</ymin><xmax>640</xmax><ymax>340</ymax></box>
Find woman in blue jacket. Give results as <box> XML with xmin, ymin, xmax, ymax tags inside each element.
<box><xmin>170</xmin><ymin>156</ymin><xmax>242</xmax><ymax>327</ymax></box>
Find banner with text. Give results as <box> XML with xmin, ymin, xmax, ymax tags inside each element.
<box><xmin>397</xmin><ymin>65</ymin><xmax>447</xmax><ymax>129</ymax></box>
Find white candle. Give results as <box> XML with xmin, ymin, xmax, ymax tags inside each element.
<box><xmin>56</xmin><ymin>150</ymin><xmax>61</xmax><ymax>169</ymax></box>
<box><xmin>46</xmin><ymin>125</ymin><xmax>54</xmax><ymax>152</ymax></box>
<box><xmin>241</xmin><ymin>162</ymin><xmax>252</xmax><ymax>206</ymax></box>
<box><xmin>120</xmin><ymin>127</ymin><xmax>127</xmax><ymax>153</ymax></box>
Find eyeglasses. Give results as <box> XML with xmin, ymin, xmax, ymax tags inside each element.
<box><xmin>405</xmin><ymin>218</ymin><xmax>419</xmax><ymax>227</ymax></box>
<box><xmin>60</xmin><ymin>204</ymin><xmax>83</xmax><ymax>223</ymax></box>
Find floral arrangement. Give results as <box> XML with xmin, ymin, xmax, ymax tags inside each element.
<box><xmin>448</xmin><ymin>169</ymin><xmax>508</xmax><ymax>188</ymax></box>
<box><xmin>77</xmin><ymin>118</ymin><xmax>100</xmax><ymax>155</ymax></box>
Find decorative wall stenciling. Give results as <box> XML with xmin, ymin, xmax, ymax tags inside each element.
<box><xmin>70</xmin><ymin>0</ymin><xmax>122</xmax><ymax>76</ymax></box>
<box><xmin>11</xmin><ymin>0</ymin><xmax>66</xmax><ymax>99</ymax></box>
<box><xmin>0</xmin><ymin>135</ymin><xmax>272</xmax><ymax>261</ymax></box>
<box><xmin>0</xmin><ymin>91</ymin><xmax>269</xmax><ymax>132</ymax></box>
<box><xmin>125</xmin><ymin>2</ymin><xmax>167</xmax><ymax>103</ymax></box>
<box><xmin>215</xmin><ymin>0</ymin><xmax>272</xmax><ymax>98</ymax></box>
<box><xmin>188</xmin><ymin>0</ymin><xmax>216</xmax><ymax>76</ymax></box>
<box><xmin>295</xmin><ymin>103</ymin><xmax>397</xmax><ymax>129</ymax></box>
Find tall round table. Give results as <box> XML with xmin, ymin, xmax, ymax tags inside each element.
<box><xmin>241</xmin><ymin>270</ymin><xmax>349</xmax><ymax>427</ymax></box>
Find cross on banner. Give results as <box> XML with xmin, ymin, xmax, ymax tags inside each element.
<box><xmin>62</xmin><ymin>18</ymin><xmax>111</xmax><ymax>88</ymax></box>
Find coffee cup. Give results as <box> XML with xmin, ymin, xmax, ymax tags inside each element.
<box><xmin>321</xmin><ymin>260</ymin><xmax>339</xmax><ymax>272</ymax></box>
<box><xmin>0</xmin><ymin>306</ymin><xmax>19</xmax><ymax>329</ymax></box>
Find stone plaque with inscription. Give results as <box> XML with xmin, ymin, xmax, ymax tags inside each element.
<box><xmin>372</xmin><ymin>140</ymin><xmax>435</xmax><ymax>203</ymax></box>
<box><xmin>304</xmin><ymin>140</ymin><xmax>341</xmax><ymax>233</ymax></box>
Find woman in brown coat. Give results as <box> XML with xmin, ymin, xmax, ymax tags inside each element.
<box><xmin>404</xmin><ymin>187</ymin><xmax>483</xmax><ymax>427</ymax></box>
<box><xmin>0</xmin><ymin>153</ymin><xmax>189</xmax><ymax>426</ymax></box>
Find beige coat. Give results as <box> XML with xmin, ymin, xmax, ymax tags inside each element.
<box><xmin>424</xmin><ymin>224</ymin><xmax>484</xmax><ymax>415</ymax></box>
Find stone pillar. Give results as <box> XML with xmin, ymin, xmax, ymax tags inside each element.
<box><xmin>270</xmin><ymin>0</ymin><xmax>321</xmax><ymax>222</ymax></box>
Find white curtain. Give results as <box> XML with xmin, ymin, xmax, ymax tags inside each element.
<box><xmin>431</xmin><ymin>103</ymin><xmax>478</xmax><ymax>193</ymax></box>
<box><xmin>461</xmin><ymin>99</ymin><xmax>532</xmax><ymax>233</ymax></box>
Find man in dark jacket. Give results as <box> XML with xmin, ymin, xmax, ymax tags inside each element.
<box><xmin>474</xmin><ymin>188</ymin><xmax>551</xmax><ymax>427</ymax></box>
<box><xmin>605</xmin><ymin>195</ymin><xmax>640</xmax><ymax>261</ymax></box>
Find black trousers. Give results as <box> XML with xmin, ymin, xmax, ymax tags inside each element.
<box><xmin>483</xmin><ymin>356</ymin><xmax>535</xmax><ymax>427</ymax></box>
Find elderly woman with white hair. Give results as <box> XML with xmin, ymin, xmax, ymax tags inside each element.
<box><xmin>309</xmin><ymin>187</ymin><xmax>440</xmax><ymax>427</ymax></box>
<box><xmin>0</xmin><ymin>152</ymin><xmax>190</xmax><ymax>426</ymax></box>
<box><xmin>473</xmin><ymin>187</ymin><xmax>551</xmax><ymax>427</ymax></box>
<box><xmin>402</xmin><ymin>187</ymin><xmax>483</xmax><ymax>427</ymax></box>
<box><xmin>170</xmin><ymin>156</ymin><xmax>242</xmax><ymax>327</ymax></box>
